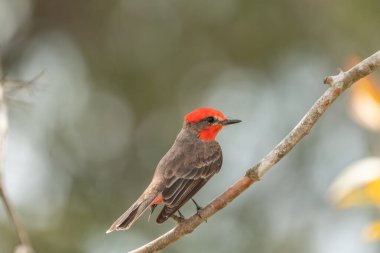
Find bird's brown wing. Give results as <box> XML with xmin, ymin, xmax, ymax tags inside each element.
<box><xmin>156</xmin><ymin>144</ymin><xmax>223</xmax><ymax>223</ymax></box>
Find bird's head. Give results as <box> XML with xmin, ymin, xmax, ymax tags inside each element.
<box><xmin>184</xmin><ymin>107</ymin><xmax>241</xmax><ymax>141</ymax></box>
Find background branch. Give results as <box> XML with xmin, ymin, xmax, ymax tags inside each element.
<box><xmin>128</xmin><ymin>50</ymin><xmax>380</xmax><ymax>253</ymax></box>
<box><xmin>0</xmin><ymin>57</ymin><xmax>36</xmax><ymax>253</ymax></box>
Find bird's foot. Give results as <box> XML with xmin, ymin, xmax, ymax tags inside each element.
<box><xmin>171</xmin><ymin>210</ymin><xmax>185</xmax><ymax>223</ymax></box>
<box><xmin>191</xmin><ymin>198</ymin><xmax>207</xmax><ymax>222</ymax></box>
<box><xmin>178</xmin><ymin>209</ymin><xmax>185</xmax><ymax>219</ymax></box>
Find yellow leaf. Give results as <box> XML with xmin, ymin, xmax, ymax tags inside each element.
<box><xmin>348</xmin><ymin>56</ymin><xmax>380</xmax><ymax>132</ymax></box>
<box><xmin>364</xmin><ymin>178</ymin><xmax>380</xmax><ymax>205</ymax></box>
<box><xmin>363</xmin><ymin>221</ymin><xmax>380</xmax><ymax>242</ymax></box>
<box><xmin>330</xmin><ymin>157</ymin><xmax>380</xmax><ymax>208</ymax></box>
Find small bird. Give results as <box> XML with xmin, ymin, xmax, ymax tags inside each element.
<box><xmin>106</xmin><ymin>107</ymin><xmax>241</xmax><ymax>233</ymax></box>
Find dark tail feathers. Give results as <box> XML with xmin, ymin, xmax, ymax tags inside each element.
<box><xmin>156</xmin><ymin>206</ymin><xmax>177</xmax><ymax>224</ymax></box>
<box><xmin>106</xmin><ymin>194</ymin><xmax>156</xmax><ymax>233</ymax></box>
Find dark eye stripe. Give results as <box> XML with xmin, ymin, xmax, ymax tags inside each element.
<box><xmin>204</xmin><ymin>116</ymin><xmax>215</xmax><ymax>123</ymax></box>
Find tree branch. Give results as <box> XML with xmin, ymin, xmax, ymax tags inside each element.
<box><xmin>0</xmin><ymin>57</ymin><xmax>36</xmax><ymax>253</ymax></box>
<box><xmin>128</xmin><ymin>50</ymin><xmax>380</xmax><ymax>253</ymax></box>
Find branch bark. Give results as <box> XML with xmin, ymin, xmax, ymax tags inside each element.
<box><xmin>129</xmin><ymin>50</ymin><xmax>380</xmax><ymax>253</ymax></box>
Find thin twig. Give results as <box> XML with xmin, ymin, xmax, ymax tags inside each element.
<box><xmin>0</xmin><ymin>61</ymin><xmax>35</xmax><ymax>251</ymax></box>
<box><xmin>3</xmin><ymin>70</ymin><xmax>45</xmax><ymax>95</ymax></box>
<box><xmin>128</xmin><ymin>50</ymin><xmax>380</xmax><ymax>253</ymax></box>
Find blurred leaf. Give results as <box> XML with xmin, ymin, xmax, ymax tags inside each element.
<box><xmin>330</xmin><ymin>157</ymin><xmax>380</xmax><ymax>208</ymax></box>
<box><xmin>363</xmin><ymin>221</ymin><xmax>380</xmax><ymax>242</ymax></box>
<box><xmin>364</xmin><ymin>178</ymin><xmax>380</xmax><ymax>206</ymax></box>
<box><xmin>14</xmin><ymin>245</ymin><xmax>35</xmax><ymax>253</ymax></box>
<box><xmin>348</xmin><ymin>56</ymin><xmax>380</xmax><ymax>132</ymax></box>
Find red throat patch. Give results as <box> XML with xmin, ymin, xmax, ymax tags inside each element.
<box><xmin>198</xmin><ymin>125</ymin><xmax>223</xmax><ymax>141</ymax></box>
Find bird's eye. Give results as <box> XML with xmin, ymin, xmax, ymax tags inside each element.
<box><xmin>205</xmin><ymin>116</ymin><xmax>215</xmax><ymax>124</ymax></box>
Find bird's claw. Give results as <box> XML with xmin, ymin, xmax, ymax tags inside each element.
<box><xmin>191</xmin><ymin>198</ymin><xmax>202</xmax><ymax>210</ymax></box>
<box><xmin>178</xmin><ymin>210</ymin><xmax>185</xmax><ymax>219</ymax></box>
<box><xmin>191</xmin><ymin>198</ymin><xmax>207</xmax><ymax>222</ymax></box>
<box><xmin>171</xmin><ymin>210</ymin><xmax>185</xmax><ymax>223</ymax></box>
<box><xmin>195</xmin><ymin>210</ymin><xmax>207</xmax><ymax>223</ymax></box>
<box><xmin>171</xmin><ymin>214</ymin><xmax>185</xmax><ymax>223</ymax></box>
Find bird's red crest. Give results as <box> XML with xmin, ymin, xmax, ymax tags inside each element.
<box><xmin>184</xmin><ymin>107</ymin><xmax>226</xmax><ymax>123</ymax></box>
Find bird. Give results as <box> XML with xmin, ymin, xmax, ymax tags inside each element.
<box><xmin>106</xmin><ymin>107</ymin><xmax>241</xmax><ymax>233</ymax></box>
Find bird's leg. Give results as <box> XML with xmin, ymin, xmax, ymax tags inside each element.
<box><xmin>191</xmin><ymin>198</ymin><xmax>206</xmax><ymax>222</ymax></box>
<box><xmin>171</xmin><ymin>209</ymin><xmax>185</xmax><ymax>223</ymax></box>
<box><xmin>148</xmin><ymin>204</ymin><xmax>157</xmax><ymax>222</ymax></box>
<box><xmin>191</xmin><ymin>198</ymin><xmax>202</xmax><ymax>210</ymax></box>
<box><xmin>177</xmin><ymin>210</ymin><xmax>185</xmax><ymax>219</ymax></box>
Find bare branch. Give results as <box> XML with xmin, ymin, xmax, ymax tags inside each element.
<box><xmin>3</xmin><ymin>70</ymin><xmax>45</xmax><ymax>95</ymax></box>
<box><xmin>0</xmin><ymin>62</ymin><xmax>36</xmax><ymax>252</ymax></box>
<box><xmin>128</xmin><ymin>50</ymin><xmax>380</xmax><ymax>253</ymax></box>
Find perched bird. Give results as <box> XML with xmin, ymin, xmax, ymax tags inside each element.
<box><xmin>106</xmin><ymin>107</ymin><xmax>241</xmax><ymax>233</ymax></box>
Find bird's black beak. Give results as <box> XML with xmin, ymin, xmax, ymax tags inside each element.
<box><xmin>221</xmin><ymin>119</ymin><xmax>242</xmax><ymax>125</ymax></box>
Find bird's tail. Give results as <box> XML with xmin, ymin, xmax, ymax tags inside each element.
<box><xmin>156</xmin><ymin>205</ymin><xmax>178</xmax><ymax>224</ymax></box>
<box><xmin>106</xmin><ymin>193</ymin><xmax>157</xmax><ymax>233</ymax></box>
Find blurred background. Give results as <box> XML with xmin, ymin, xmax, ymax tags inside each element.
<box><xmin>0</xmin><ymin>0</ymin><xmax>380</xmax><ymax>252</ymax></box>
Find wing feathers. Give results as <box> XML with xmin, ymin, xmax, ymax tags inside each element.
<box><xmin>156</xmin><ymin>143</ymin><xmax>223</xmax><ymax>223</ymax></box>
